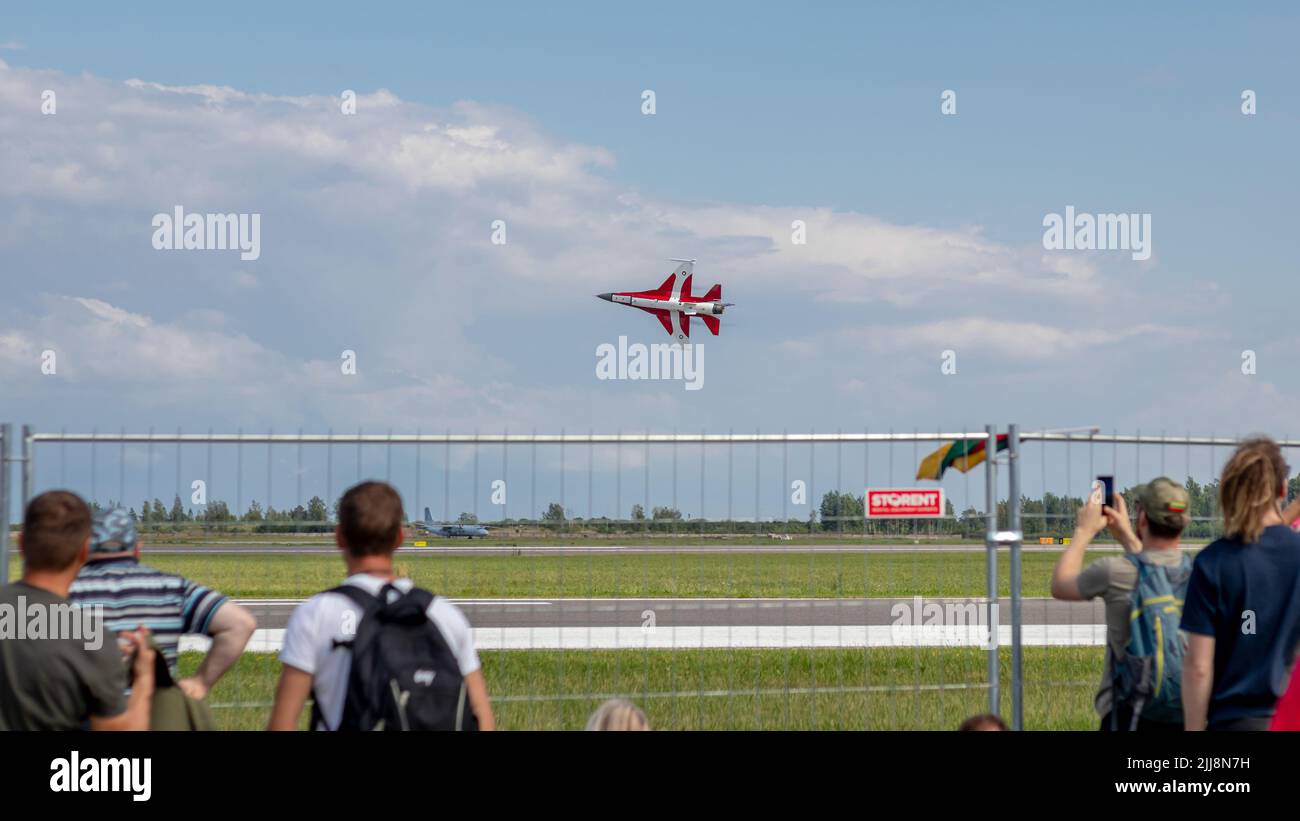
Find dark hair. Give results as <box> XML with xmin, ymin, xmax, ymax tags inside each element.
<box><xmin>337</xmin><ymin>481</ymin><xmax>405</xmax><ymax>556</ymax></box>
<box><xmin>22</xmin><ymin>490</ymin><xmax>92</xmax><ymax>571</ymax></box>
<box><xmin>958</xmin><ymin>713</ymin><xmax>1008</xmax><ymax>731</ymax></box>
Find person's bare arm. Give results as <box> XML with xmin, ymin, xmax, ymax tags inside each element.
<box><xmin>1283</xmin><ymin>496</ymin><xmax>1300</xmax><ymax>528</ymax></box>
<box><xmin>1183</xmin><ymin>633</ymin><xmax>1215</xmax><ymax>730</ymax></box>
<box><xmin>90</xmin><ymin>629</ymin><xmax>156</xmax><ymax>731</ymax></box>
<box><xmin>268</xmin><ymin>665</ymin><xmax>314</xmax><ymax>730</ymax></box>
<box><xmin>465</xmin><ymin>669</ymin><xmax>496</xmax><ymax>731</ymax></box>
<box><xmin>1052</xmin><ymin>499</ymin><xmax>1106</xmax><ymax>601</ymax></box>
<box><xmin>1103</xmin><ymin>494</ymin><xmax>1142</xmax><ymax>554</ymax></box>
<box><xmin>179</xmin><ymin>601</ymin><xmax>257</xmax><ymax>699</ymax></box>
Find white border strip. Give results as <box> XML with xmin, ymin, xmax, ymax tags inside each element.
<box><xmin>182</xmin><ymin>624</ymin><xmax>1107</xmax><ymax>653</ymax></box>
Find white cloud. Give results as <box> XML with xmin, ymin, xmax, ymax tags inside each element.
<box><xmin>842</xmin><ymin>317</ymin><xmax>1198</xmax><ymax>362</ymax></box>
<box><xmin>0</xmin><ymin>60</ymin><xmax>1234</xmax><ymax>436</ymax></box>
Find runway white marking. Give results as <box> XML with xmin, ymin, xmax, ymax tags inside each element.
<box><xmin>235</xmin><ymin>596</ymin><xmax>1072</xmax><ymax>606</ymax></box>
<box><xmin>182</xmin><ymin>624</ymin><xmax>1106</xmax><ymax>653</ymax></box>
<box><xmin>234</xmin><ymin>598</ymin><xmax>556</xmax><ymax>606</ymax></box>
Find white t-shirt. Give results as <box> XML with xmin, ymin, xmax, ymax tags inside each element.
<box><xmin>280</xmin><ymin>573</ymin><xmax>481</xmax><ymax>730</ymax></box>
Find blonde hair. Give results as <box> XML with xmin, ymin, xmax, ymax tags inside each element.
<box><xmin>585</xmin><ymin>699</ymin><xmax>650</xmax><ymax>731</ymax></box>
<box><xmin>1219</xmin><ymin>437</ymin><xmax>1287</xmax><ymax>543</ymax></box>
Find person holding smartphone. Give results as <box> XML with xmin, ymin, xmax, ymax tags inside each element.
<box><xmin>1051</xmin><ymin>477</ymin><xmax>1191</xmax><ymax>730</ymax></box>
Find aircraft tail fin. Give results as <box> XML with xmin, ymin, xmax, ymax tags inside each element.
<box><xmin>424</xmin><ymin>507</ymin><xmax>432</xmax><ymax>523</ymax></box>
<box><xmin>702</xmin><ymin>283</ymin><xmax>721</xmax><ymax>302</ymax></box>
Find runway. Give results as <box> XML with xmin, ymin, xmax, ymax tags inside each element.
<box><xmin>183</xmin><ymin>596</ymin><xmax>1109</xmax><ymax>652</ymax></box>
<box><xmin>143</xmin><ymin>542</ymin><xmax>1125</xmax><ymax>557</ymax></box>
<box><xmin>237</xmin><ymin>595</ymin><xmax>1104</xmax><ymax>629</ymax></box>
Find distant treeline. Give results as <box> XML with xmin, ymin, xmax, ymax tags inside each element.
<box><xmin>83</xmin><ymin>476</ymin><xmax>1294</xmax><ymax>539</ymax></box>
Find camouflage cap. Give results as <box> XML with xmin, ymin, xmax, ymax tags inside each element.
<box><xmin>1133</xmin><ymin>477</ymin><xmax>1191</xmax><ymax>531</ymax></box>
<box><xmin>88</xmin><ymin>506</ymin><xmax>138</xmax><ymax>561</ymax></box>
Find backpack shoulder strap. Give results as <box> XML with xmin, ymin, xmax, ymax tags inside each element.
<box><xmin>310</xmin><ymin>584</ymin><xmax>380</xmax><ymax>731</ymax></box>
<box><xmin>329</xmin><ymin>583</ymin><xmax>382</xmax><ymax>612</ymax></box>
<box><xmin>403</xmin><ymin>586</ymin><xmax>435</xmax><ymax>611</ymax></box>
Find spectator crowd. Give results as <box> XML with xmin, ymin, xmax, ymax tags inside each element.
<box><xmin>0</xmin><ymin>479</ymin><xmax>648</xmax><ymax>732</ymax></box>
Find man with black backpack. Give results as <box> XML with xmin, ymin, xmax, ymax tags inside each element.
<box><xmin>269</xmin><ymin>481</ymin><xmax>495</xmax><ymax>731</ymax></box>
<box><xmin>1050</xmin><ymin>478</ymin><xmax>1192</xmax><ymax>731</ymax></box>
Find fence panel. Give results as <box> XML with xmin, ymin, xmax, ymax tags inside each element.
<box><xmin>14</xmin><ymin>428</ymin><xmax>1013</xmax><ymax>730</ymax></box>
<box><xmin>1012</xmin><ymin>431</ymin><xmax>1300</xmax><ymax>731</ymax></box>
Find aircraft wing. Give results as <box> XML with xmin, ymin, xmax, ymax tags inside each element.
<box><xmin>673</xmin><ymin>309</ymin><xmax>690</xmax><ymax>341</ymax></box>
<box><xmin>666</xmin><ymin>259</ymin><xmax>694</xmax><ymax>279</ymax></box>
<box><xmin>664</xmin><ymin>260</ymin><xmax>694</xmax><ymax>300</ymax></box>
<box><xmin>635</xmin><ymin>305</ymin><xmax>675</xmax><ymax>336</ymax></box>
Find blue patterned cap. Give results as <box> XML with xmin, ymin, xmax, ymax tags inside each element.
<box><xmin>89</xmin><ymin>506</ymin><xmax>138</xmax><ymax>560</ymax></box>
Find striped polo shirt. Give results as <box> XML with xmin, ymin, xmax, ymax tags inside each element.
<box><xmin>69</xmin><ymin>559</ymin><xmax>228</xmax><ymax>676</ymax></box>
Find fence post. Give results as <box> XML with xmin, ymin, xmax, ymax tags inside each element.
<box><xmin>21</xmin><ymin>425</ymin><xmax>33</xmax><ymax>514</ymax></box>
<box><xmin>984</xmin><ymin>423</ymin><xmax>999</xmax><ymax>715</ymax></box>
<box><xmin>1008</xmin><ymin>424</ymin><xmax>1024</xmax><ymax>730</ymax></box>
<box><xmin>0</xmin><ymin>423</ymin><xmax>10</xmax><ymax>585</ymax></box>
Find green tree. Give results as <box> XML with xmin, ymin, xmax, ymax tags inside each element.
<box><xmin>307</xmin><ymin>496</ymin><xmax>329</xmax><ymax>522</ymax></box>
<box><xmin>457</xmin><ymin>512</ymin><xmax>478</xmax><ymax>524</ymax></box>
<box><xmin>203</xmin><ymin>500</ymin><xmax>234</xmax><ymax>522</ymax></box>
<box><xmin>631</xmin><ymin>503</ymin><xmax>646</xmax><ymax>521</ymax></box>
<box><xmin>243</xmin><ymin>500</ymin><xmax>264</xmax><ymax>522</ymax></box>
<box><xmin>542</xmin><ymin>502</ymin><xmax>566</xmax><ymax>522</ymax></box>
<box><xmin>651</xmin><ymin>506</ymin><xmax>682</xmax><ymax>521</ymax></box>
<box><xmin>817</xmin><ymin>491</ymin><xmax>864</xmax><ymax>532</ymax></box>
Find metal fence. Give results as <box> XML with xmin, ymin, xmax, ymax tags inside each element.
<box><xmin>5</xmin><ymin>424</ymin><xmax>1286</xmax><ymax>729</ymax></box>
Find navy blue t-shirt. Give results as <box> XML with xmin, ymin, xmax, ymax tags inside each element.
<box><xmin>1180</xmin><ymin>524</ymin><xmax>1300</xmax><ymax>724</ymax></box>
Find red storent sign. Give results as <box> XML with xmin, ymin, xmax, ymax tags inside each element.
<box><xmin>866</xmin><ymin>488</ymin><xmax>945</xmax><ymax>517</ymax></box>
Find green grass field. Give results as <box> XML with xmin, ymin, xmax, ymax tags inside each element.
<box><xmin>183</xmin><ymin>645</ymin><xmax>1104</xmax><ymax>730</ymax></box>
<box><xmin>121</xmin><ymin>531</ymin><xmax>1002</xmax><ymax>546</ymax></box>
<box><xmin>10</xmin><ymin>550</ymin><xmax>1121</xmax><ymax>599</ymax></box>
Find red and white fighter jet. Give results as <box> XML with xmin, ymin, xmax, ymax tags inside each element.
<box><xmin>596</xmin><ymin>259</ymin><xmax>733</xmax><ymax>343</ymax></box>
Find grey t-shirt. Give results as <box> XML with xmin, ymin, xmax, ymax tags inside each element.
<box><xmin>0</xmin><ymin>581</ymin><xmax>127</xmax><ymax>730</ymax></box>
<box><xmin>1076</xmin><ymin>549</ymin><xmax>1187</xmax><ymax>718</ymax></box>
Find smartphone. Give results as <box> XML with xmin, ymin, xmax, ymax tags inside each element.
<box><xmin>1097</xmin><ymin>475</ymin><xmax>1115</xmax><ymax>509</ymax></box>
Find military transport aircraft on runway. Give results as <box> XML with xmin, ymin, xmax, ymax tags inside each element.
<box><xmin>412</xmin><ymin>508</ymin><xmax>491</xmax><ymax>539</ymax></box>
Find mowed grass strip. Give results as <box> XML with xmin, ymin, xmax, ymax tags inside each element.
<box><xmin>184</xmin><ymin>646</ymin><xmax>1103</xmax><ymax>730</ymax></box>
<box><xmin>10</xmin><ymin>551</ymin><xmax>1109</xmax><ymax>599</ymax></box>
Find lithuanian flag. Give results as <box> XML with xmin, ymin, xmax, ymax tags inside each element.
<box><xmin>916</xmin><ymin>434</ymin><xmax>1008</xmax><ymax>481</ymax></box>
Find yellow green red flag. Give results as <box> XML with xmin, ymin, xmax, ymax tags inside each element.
<box><xmin>916</xmin><ymin>434</ymin><xmax>1008</xmax><ymax>481</ymax></box>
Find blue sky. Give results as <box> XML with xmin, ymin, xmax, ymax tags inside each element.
<box><xmin>2</xmin><ymin>2</ymin><xmax>1298</xmax><ymax>515</ymax></box>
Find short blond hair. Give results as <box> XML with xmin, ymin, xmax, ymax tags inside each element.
<box><xmin>585</xmin><ymin>699</ymin><xmax>649</xmax><ymax>731</ymax></box>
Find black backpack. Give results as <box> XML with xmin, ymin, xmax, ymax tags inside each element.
<box><xmin>311</xmin><ymin>583</ymin><xmax>478</xmax><ymax>731</ymax></box>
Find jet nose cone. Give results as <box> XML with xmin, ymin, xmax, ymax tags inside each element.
<box><xmin>596</xmin><ymin>292</ymin><xmax>614</xmax><ymax>302</ymax></box>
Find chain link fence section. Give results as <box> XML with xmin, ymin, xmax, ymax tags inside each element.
<box><xmin>10</xmin><ymin>427</ymin><xmax>1024</xmax><ymax>729</ymax></box>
